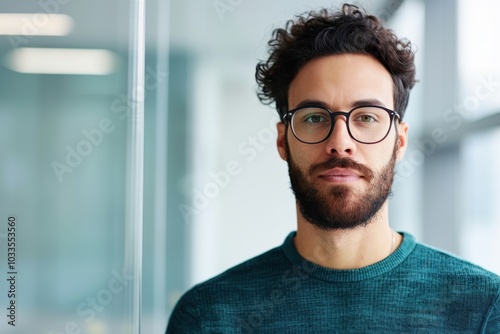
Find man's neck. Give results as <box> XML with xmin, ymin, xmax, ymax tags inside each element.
<box><xmin>293</xmin><ymin>202</ymin><xmax>402</xmax><ymax>270</ymax></box>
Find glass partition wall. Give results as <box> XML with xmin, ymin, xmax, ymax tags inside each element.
<box><xmin>0</xmin><ymin>0</ymin><xmax>173</xmax><ymax>332</ymax></box>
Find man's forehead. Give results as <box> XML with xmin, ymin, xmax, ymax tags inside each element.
<box><xmin>287</xmin><ymin>54</ymin><xmax>395</xmax><ymax>110</ymax></box>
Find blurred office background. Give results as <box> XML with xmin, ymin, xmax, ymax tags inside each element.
<box><xmin>0</xmin><ymin>0</ymin><xmax>499</xmax><ymax>332</ymax></box>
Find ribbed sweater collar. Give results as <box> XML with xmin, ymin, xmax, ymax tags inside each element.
<box><xmin>281</xmin><ymin>231</ymin><xmax>416</xmax><ymax>283</ymax></box>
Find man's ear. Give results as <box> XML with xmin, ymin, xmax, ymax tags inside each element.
<box><xmin>277</xmin><ymin>122</ymin><xmax>288</xmax><ymax>161</ymax></box>
<box><xmin>396</xmin><ymin>121</ymin><xmax>409</xmax><ymax>162</ymax></box>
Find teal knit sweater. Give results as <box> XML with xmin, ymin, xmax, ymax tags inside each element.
<box><xmin>167</xmin><ymin>232</ymin><xmax>500</xmax><ymax>333</ymax></box>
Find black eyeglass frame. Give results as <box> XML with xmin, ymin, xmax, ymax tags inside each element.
<box><xmin>283</xmin><ymin>105</ymin><xmax>401</xmax><ymax>145</ymax></box>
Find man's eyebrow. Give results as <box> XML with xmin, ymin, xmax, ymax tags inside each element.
<box><xmin>293</xmin><ymin>99</ymin><xmax>330</xmax><ymax>109</ymax></box>
<box><xmin>351</xmin><ymin>98</ymin><xmax>387</xmax><ymax>108</ymax></box>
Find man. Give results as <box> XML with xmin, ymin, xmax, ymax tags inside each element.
<box><xmin>167</xmin><ymin>4</ymin><xmax>500</xmax><ymax>333</ymax></box>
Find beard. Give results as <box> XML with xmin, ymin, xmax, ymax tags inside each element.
<box><xmin>285</xmin><ymin>138</ymin><xmax>397</xmax><ymax>231</ymax></box>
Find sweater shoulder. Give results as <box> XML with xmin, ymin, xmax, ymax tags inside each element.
<box><xmin>177</xmin><ymin>244</ymin><xmax>289</xmax><ymax>304</ymax></box>
<box><xmin>194</xmin><ymin>245</ymin><xmax>288</xmax><ymax>291</ymax></box>
<box><xmin>167</xmin><ymin>245</ymin><xmax>289</xmax><ymax>332</ymax></box>
<box><xmin>411</xmin><ymin>242</ymin><xmax>500</xmax><ymax>288</ymax></box>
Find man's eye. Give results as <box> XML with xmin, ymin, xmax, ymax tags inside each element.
<box><xmin>304</xmin><ymin>114</ymin><xmax>327</xmax><ymax>123</ymax></box>
<box><xmin>356</xmin><ymin>114</ymin><xmax>376</xmax><ymax>123</ymax></box>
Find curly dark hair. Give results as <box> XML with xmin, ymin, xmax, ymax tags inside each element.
<box><xmin>255</xmin><ymin>3</ymin><xmax>416</xmax><ymax>121</ymax></box>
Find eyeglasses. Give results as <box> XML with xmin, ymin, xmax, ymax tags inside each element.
<box><xmin>284</xmin><ymin>105</ymin><xmax>400</xmax><ymax>144</ymax></box>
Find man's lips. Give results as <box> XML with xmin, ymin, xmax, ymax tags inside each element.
<box><xmin>318</xmin><ymin>168</ymin><xmax>363</xmax><ymax>182</ymax></box>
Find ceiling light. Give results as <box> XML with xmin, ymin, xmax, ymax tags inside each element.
<box><xmin>4</xmin><ymin>48</ymin><xmax>119</xmax><ymax>75</ymax></box>
<box><xmin>0</xmin><ymin>13</ymin><xmax>73</xmax><ymax>36</ymax></box>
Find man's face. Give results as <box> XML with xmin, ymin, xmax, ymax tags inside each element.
<box><xmin>277</xmin><ymin>54</ymin><xmax>408</xmax><ymax>231</ymax></box>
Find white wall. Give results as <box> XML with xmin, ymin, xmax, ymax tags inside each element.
<box><xmin>189</xmin><ymin>56</ymin><xmax>295</xmax><ymax>284</ymax></box>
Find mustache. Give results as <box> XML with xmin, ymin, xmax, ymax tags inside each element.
<box><xmin>308</xmin><ymin>156</ymin><xmax>375</xmax><ymax>181</ymax></box>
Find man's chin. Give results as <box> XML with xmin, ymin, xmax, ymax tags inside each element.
<box><xmin>299</xmin><ymin>188</ymin><xmax>373</xmax><ymax>228</ymax></box>
<box><xmin>324</xmin><ymin>184</ymin><xmax>361</xmax><ymax>201</ymax></box>
<box><xmin>303</xmin><ymin>212</ymin><xmax>371</xmax><ymax>231</ymax></box>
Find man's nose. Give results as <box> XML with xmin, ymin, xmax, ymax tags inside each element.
<box><xmin>324</xmin><ymin>117</ymin><xmax>356</xmax><ymax>156</ymax></box>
